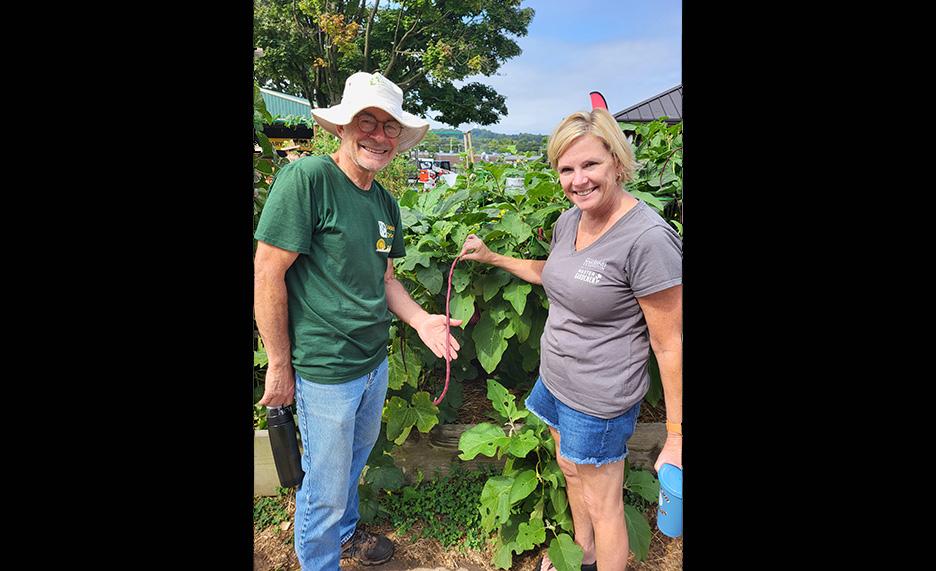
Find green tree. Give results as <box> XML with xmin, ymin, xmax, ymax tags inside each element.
<box><xmin>417</xmin><ymin>130</ymin><xmax>442</xmax><ymax>153</ymax></box>
<box><xmin>254</xmin><ymin>0</ymin><xmax>534</xmax><ymax>127</ymax></box>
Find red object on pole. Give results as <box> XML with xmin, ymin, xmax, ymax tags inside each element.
<box><xmin>589</xmin><ymin>91</ymin><xmax>609</xmax><ymax>111</ymax></box>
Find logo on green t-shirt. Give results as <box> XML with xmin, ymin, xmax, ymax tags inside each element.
<box><xmin>376</xmin><ymin>220</ymin><xmax>395</xmax><ymax>253</ymax></box>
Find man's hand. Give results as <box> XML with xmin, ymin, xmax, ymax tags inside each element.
<box><xmin>654</xmin><ymin>433</ymin><xmax>682</xmax><ymax>472</ymax></box>
<box><xmin>258</xmin><ymin>363</ymin><xmax>296</xmax><ymax>407</ymax></box>
<box><xmin>414</xmin><ymin>314</ymin><xmax>463</xmax><ymax>360</ymax></box>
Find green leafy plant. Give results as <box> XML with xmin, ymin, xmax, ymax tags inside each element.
<box><xmin>458</xmin><ymin>379</ymin><xmax>661</xmax><ymax>569</ymax></box>
<box><xmin>376</xmin><ymin>462</ymin><xmax>498</xmax><ymax>552</ymax></box>
<box><xmin>620</xmin><ymin>119</ymin><xmax>683</xmax><ymax>236</ymax></box>
<box><xmin>254</xmin><ymin>82</ymin><xmax>287</xmax><ymax>242</ymax></box>
<box><xmin>253</xmin><ymin>487</ymin><xmax>293</xmax><ymax>531</ymax></box>
<box><xmin>378</xmin><ymin>143</ymin><xmax>680</xmax><ymax>465</ymax></box>
<box><xmin>458</xmin><ymin>379</ymin><xmax>572</xmax><ymax>569</ymax></box>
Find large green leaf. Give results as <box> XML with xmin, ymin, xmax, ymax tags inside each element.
<box><xmin>399</xmin><ymin>206</ymin><xmax>419</xmax><ymax>228</ymax></box>
<box><xmin>434</xmin><ymin>188</ymin><xmax>470</xmax><ymax>216</ymax></box>
<box><xmin>451</xmin><ymin>266</ymin><xmax>471</xmax><ymax>292</ymax></box>
<box><xmin>521</xmin><ymin>343</ymin><xmax>540</xmax><ymax>372</ymax></box>
<box><xmin>364</xmin><ymin>465</ymin><xmax>404</xmax><ymax>491</ymax></box>
<box><xmin>507</xmin><ymin>430</ymin><xmax>538</xmax><ymax>458</ymax></box>
<box><xmin>418</xmin><ymin>184</ymin><xmax>445</xmax><ymax>213</ymax></box>
<box><xmin>384</xmin><ymin>396</ymin><xmax>417</xmax><ymax>444</ymax></box>
<box><xmin>526</xmin><ymin>203</ymin><xmax>564</xmax><ymax>228</ymax></box>
<box><xmin>496</xmin><ymin>211</ymin><xmax>533</xmax><ymax>242</ymax></box>
<box><xmin>410</xmin><ymin>391</ymin><xmax>440</xmax><ymax>433</ymax></box>
<box><xmin>492</xmin><ymin>536</ymin><xmax>516</xmax><ymax>569</ymax></box>
<box><xmin>547</xmin><ymin>533</ymin><xmax>584</xmax><ymax>571</ymax></box>
<box><xmin>486</xmin><ymin>378</ymin><xmax>516</xmax><ymax>420</ymax></box>
<box><xmin>432</xmin><ymin>220</ymin><xmax>455</xmax><ymax>240</ymax></box>
<box><xmin>458</xmin><ymin>422</ymin><xmax>507</xmax><ymax>460</ymax></box>
<box><xmin>480</xmin><ymin>476</ymin><xmax>514</xmax><ymax>531</ymax></box>
<box><xmin>388</xmin><ymin>336</ymin><xmax>421</xmax><ymax>390</ymax></box>
<box><xmin>398</xmin><ymin>250</ymin><xmax>431</xmax><ymax>272</ymax></box>
<box><xmin>509</xmin><ymin>469</ymin><xmax>538</xmax><ymax>504</ymax></box>
<box><xmin>510</xmin><ymin>304</ymin><xmax>533</xmax><ymax>344</ymax></box>
<box><xmin>399</xmin><ymin>189</ymin><xmax>419</xmax><ymax>208</ymax></box>
<box><xmin>415</xmin><ymin>265</ymin><xmax>442</xmax><ymax>294</ymax></box>
<box><xmin>416</xmin><ymin>234</ymin><xmax>441</xmax><ymax>250</ymax></box>
<box><xmin>451</xmin><ymin>224</ymin><xmax>472</xmax><ymax>250</ymax></box>
<box><xmin>549</xmin><ymin>486</ymin><xmax>568</xmax><ymax>515</ymax></box>
<box><xmin>256</xmin><ymin>132</ymin><xmax>274</xmax><ymax>158</ymax></box>
<box><xmin>530</xmin><ymin>495</ymin><xmax>546</xmax><ymax>522</ymax></box>
<box><xmin>528</xmin><ymin>180</ymin><xmax>562</xmax><ymax>201</ymax></box>
<box><xmin>514</xmin><ymin>518</ymin><xmax>546</xmax><ymax>552</ymax></box>
<box><xmin>624</xmin><ymin>504</ymin><xmax>652</xmax><ymax>561</ymax></box>
<box><xmin>485</xmin><ymin>378</ymin><xmax>528</xmax><ymax>423</ymax></box>
<box><xmin>473</xmin><ymin>311</ymin><xmax>509</xmax><ymax>373</ymax></box>
<box><xmin>357</xmin><ymin>484</ymin><xmax>379</xmax><ymax>523</ymax></box>
<box><xmin>626</xmin><ymin>468</ymin><xmax>660</xmax><ymax>504</ymax></box>
<box><xmin>448</xmin><ymin>290</ymin><xmax>475</xmax><ymax>329</ymax></box>
<box><xmin>254</xmin><ymin>157</ymin><xmax>274</xmax><ymax>175</ymax></box>
<box><xmin>480</xmin><ymin>269</ymin><xmax>512</xmax><ymax>302</ymax></box>
<box><xmin>629</xmin><ymin>189</ymin><xmax>666</xmax><ymax>211</ymax></box>
<box><xmin>502</xmin><ymin>281</ymin><xmax>532</xmax><ymax>315</ymax></box>
<box><xmin>487</xmin><ymin>302</ymin><xmax>510</xmax><ymax>324</ymax></box>
<box><xmin>541</xmin><ymin>460</ymin><xmax>565</xmax><ymax>488</ymax></box>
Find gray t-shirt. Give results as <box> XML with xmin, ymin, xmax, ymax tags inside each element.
<box><xmin>539</xmin><ymin>200</ymin><xmax>682</xmax><ymax>418</ymax></box>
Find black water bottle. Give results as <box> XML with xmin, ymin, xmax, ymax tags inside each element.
<box><xmin>267</xmin><ymin>405</ymin><xmax>304</xmax><ymax>488</ymax></box>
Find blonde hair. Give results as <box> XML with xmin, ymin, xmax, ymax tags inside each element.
<box><xmin>546</xmin><ymin>108</ymin><xmax>636</xmax><ymax>185</ymax></box>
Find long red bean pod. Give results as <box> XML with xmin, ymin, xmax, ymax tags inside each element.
<box><xmin>433</xmin><ymin>254</ymin><xmax>462</xmax><ymax>405</ymax></box>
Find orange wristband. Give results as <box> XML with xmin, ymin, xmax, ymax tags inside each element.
<box><xmin>666</xmin><ymin>421</ymin><xmax>682</xmax><ymax>435</ymax></box>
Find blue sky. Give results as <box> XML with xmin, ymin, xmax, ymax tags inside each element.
<box><xmin>427</xmin><ymin>0</ymin><xmax>682</xmax><ymax>135</ymax></box>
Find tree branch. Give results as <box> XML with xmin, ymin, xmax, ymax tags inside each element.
<box><xmin>363</xmin><ymin>0</ymin><xmax>380</xmax><ymax>71</ymax></box>
<box><xmin>396</xmin><ymin>68</ymin><xmax>426</xmax><ymax>90</ymax></box>
<box><xmin>384</xmin><ymin>1</ymin><xmax>406</xmax><ymax>77</ymax></box>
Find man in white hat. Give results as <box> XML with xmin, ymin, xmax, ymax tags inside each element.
<box><xmin>254</xmin><ymin>72</ymin><xmax>462</xmax><ymax>569</ymax></box>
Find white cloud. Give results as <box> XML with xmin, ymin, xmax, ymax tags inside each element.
<box><xmin>427</xmin><ymin>36</ymin><xmax>681</xmax><ymax>134</ymax></box>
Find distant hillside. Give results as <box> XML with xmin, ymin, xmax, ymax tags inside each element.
<box><xmin>467</xmin><ymin>128</ymin><xmax>548</xmax><ymax>139</ymax></box>
<box><xmin>425</xmin><ymin>128</ymin><xmax>547</xmax><ymax>154</ymax></box>
<box><xmin>429</xmin><ymin>128</ymin><xmax>546</xmax><ymax>138</ymax></box>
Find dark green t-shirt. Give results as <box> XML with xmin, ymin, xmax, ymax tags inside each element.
<box><xmin>254</xmin><ymin>155</ymin><xmax>406</xmax><ymax>383</ymax></box>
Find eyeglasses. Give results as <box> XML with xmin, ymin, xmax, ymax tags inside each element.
<box><xmin>356</xmin><ymin>113</ymin><xmax>402</xmax><ymax>138</ymax></box>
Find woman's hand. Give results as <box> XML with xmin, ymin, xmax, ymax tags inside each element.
<box><xmin>460</xmin><ymin>234</ymin><xmax>496</xmax><ymax>264</ymax></box>
<box><xmin>654</xmin><ymin>433</ymin><xmax>682</xmax><ymax>472</ymax></box>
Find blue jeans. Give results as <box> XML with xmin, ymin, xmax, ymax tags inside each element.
<box><xmin>292</xmin><ymin>357</ymin><xmax>389</xmax><ymax>570</ymax></box>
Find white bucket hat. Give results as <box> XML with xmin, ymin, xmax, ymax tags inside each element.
<box><xmin>311</xmin><ymin>72</ymin><xmax>430</xmax><ymax>152</ymax></box>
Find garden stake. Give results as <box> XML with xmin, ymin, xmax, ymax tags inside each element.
<box><xmin>433</xmin><ymin>254</ymin><xmax>462</xmax><ymax>405</ymax></box>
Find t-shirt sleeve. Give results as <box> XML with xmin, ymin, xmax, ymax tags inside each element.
<box><xmin>627</xmin><ymin>225</ymin><xmax>683</xmax><ymax>297</ymax></box>
<box><xmin>388</xmin><ymin>199</ymin><xmax>406</xmax><ymax>258</ymax></box>
<box><xmin>254</xmin><ymin>162</ymin><xmax>318</xmax><ymax>254</ymax></box>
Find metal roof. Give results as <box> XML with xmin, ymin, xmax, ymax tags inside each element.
<box><xmin>259</xmin><ymin>88</ymin><xmax>313</xmax><ymax>119</ymax></box>
<box><xmin>614</xmin><ymin>85</ymin><xmax>681</xmax><ymax>123</ymax></box>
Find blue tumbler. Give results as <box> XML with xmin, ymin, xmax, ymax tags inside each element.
<box><xmin>656</xmin><ymin>463</ymin><xmax>683</xmax><ymax>538</ymax></box>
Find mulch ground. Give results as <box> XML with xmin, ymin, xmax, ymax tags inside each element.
<box><xmin>254</xmin><ymin>496</ymin><xmax>682</xmax><ymax>571</ymax></box>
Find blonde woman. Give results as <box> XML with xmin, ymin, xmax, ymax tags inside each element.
<box><xmin>460</xmin><ymin>109</ymin><xmax>682</xmax><ymax>571</ymax></box>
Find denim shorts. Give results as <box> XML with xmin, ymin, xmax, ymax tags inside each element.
<box><xmin>524</xmin><ymin>376</ymin><xmax>641</xmax><ymax>467</ymax></box>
